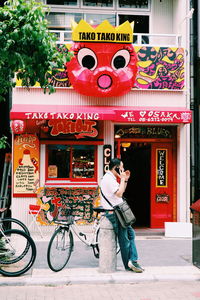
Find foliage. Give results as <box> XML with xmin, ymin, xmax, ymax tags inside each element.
<box><xmin>0</xmin><ymin>136</ymin><xmax>9</xmax><ymax>149</ymax></box>
<box><xmin>0</xmin><ymin>0</ymin><xmax>66</xmax><ymax>102</ymax></box>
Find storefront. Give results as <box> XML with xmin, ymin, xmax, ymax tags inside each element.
<box><xmin>9</xmin><ymin>14</ymin><xmax>192</xmax><ymax>233</ymax></box>
<box><xmin>10</xmin><ymin>99</ymin><xmax>192</xmax><ymax>230</ymax></box>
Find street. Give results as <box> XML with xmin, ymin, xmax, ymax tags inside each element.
<box><xmin>1</xmin><ymin>281</ymin><xmax>200</xmax><ymax>300</ymax></box>
<box><xmin>34</xmin><ymin>236</ymin><xmax>192</xmax><ymax>269</ymax></box>
<box><xmin>0</xmin><ymin>235</ymin><xmax>199</xmax><ymax>300</ymax></box>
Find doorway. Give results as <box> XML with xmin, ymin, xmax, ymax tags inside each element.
<box><xmin>121</xmin><ymin>142</ymin><xmax>151</xmax><ymax>227</ymax></box>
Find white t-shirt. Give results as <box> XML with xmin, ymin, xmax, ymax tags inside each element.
<box><xmin>100</xmin><ymin>171</ymin><xmax>123</xmax><ymax>210</ymax></box>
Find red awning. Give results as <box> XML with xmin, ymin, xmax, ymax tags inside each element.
<box><xmin>10</xmin><ymin>104</ymin><xmax>115</xmax><ymax>121</ymax></box>
<box><xmin>114</xmin><ymin>106</ymin><xmax>192</xmax><ymax>123</ymax></box>
<box><xmin>10</xmin><ymin>104</ymin><xmax>192</xmax><ymax>124</ymax></box>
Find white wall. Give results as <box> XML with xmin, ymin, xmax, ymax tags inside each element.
<box><xmin>151</xmin><ymin>0</ymin><xmax>173</xmax><ymax>34</ymax></box>
<box><xmin>13</xmin><ymin>88</ymin><xmax>187</xmax><ymax>108</ymax></box>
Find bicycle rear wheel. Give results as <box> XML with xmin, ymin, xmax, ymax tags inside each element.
<box><xmin>47</xmin><ymin>226</ymin><xmax>74</xmax><ymax>272</ymax></box>
<box><xmin>0</xmin><ymin>229</ymin><xmax>36</xmax><ymax>277</ymax></box>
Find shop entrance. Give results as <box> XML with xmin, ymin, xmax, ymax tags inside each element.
<box><xmin>121</xmin><ymin>143</ymin><xmax>151</xmax><ymax>227</ymax></box>
<box><xmin>114</xmin><ymin>125</ymin><xmax>177</xmax><ymax>228</ymax></box>
<box><xmin>117</xmin><ymin>141</ymin><xmax>175</xmax><ymax>228</ymax></box>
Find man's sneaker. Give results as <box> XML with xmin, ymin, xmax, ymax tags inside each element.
<box><xmin>128</xmin><ymin>261</ymin><xmax>144</xmax><ymax>273</ymax></box>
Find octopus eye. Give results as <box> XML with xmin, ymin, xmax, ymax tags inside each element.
<box><xmin>77</xmin><ymin>48</ymin><xmax>97</xmax><ymax>70</ymax></box>
<box><xmin>111</xmin><ymin>49</ymin><xmax>130</xmax><ymax>70</ymax></box>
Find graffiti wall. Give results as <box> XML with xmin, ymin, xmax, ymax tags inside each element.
<box><xmin>36</xmin><ymin>187</ymin><xmax>99</xmax><ymax>225</ymax></box>
<box><xmin>16</xmin><ymin>46</ymin><xmax>184</xmax><ymax>91</ymax></box>
<box><xmin>134</xmin><ymin>47</ymin><xmax>184</xmax><ymax>90</ymax></box>
<box><xmin>45</xmin><ymin>46</ymin><xmax>184</xmax><ymax>91</ymax></box>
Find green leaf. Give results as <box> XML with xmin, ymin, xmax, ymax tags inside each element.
<box><xmin>0</xmin><ymin>0</ymin><xmax>66</xmax><ymax>99</ymax></box>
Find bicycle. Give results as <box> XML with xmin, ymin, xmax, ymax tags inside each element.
<box><xmin>0</xmin><ymin>207</ymin><xmax>30</xmax><ymax>235</ymax></box>
<box><xmin>47</xmin><ymin>201</ymin><xmax>120</xmax><ymax>272</ymax></box>
<box><xmin>0</xmin><ymin>208</ymin><xmax>37</xmax><ymax>277</ymax></box>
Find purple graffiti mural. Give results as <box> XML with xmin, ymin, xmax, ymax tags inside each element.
<box><xmin>135</xmin><ymin>47</ymin><xmax>184</xmax><ymax>90</ymax></box>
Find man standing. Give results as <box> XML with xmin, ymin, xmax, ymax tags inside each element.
<box><xmin>100</xmin><ymin>158</ymin><xmax>144</xmax><ymax>273</ymax></box>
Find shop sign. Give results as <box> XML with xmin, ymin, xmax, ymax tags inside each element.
<box><xmin>115</xmin><ymin>126</ymin><xmax>174</xmax><ymax>139</ymax></box>
<box><xmin>13</xmin><ymin>134</ymin><xmax>39</xmax><ymax>196</ymax></box>
<box><xmin>115</xmin><ymin>109</ymin><xmax>192</xmax><ymax>123</ymax></box>
<box><xmin>103</xmin><ymin>145</ymin><xmax>112</xmax><ymax>174</ymax></box>
<box><xmin>156</xmin><ymin>194</ymin><xmax>170</xmax><ymax>203</ymax></box>
<box><xmin>24</xmin><ymin>112</ymin><xmax>101</xmax><ymax>120</ymax></box>
<box><xmin>48</xmin><ymin>119</ymin><xmax>98</xmax><ymax>139</ymax></box>
<box><xmin>156</xmin><ymin>149</ymin><xmax>167</xmax><ymax>187</ymax></box>
<box><xmin>67</xmin><ymin>20</ymin><xmax>138</xmax><ymax>97</ymax></box>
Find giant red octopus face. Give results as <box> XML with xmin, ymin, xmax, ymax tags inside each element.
<box><xmin>67</xmin><ymin>42</ymin><xmax>138</xmax><ymax>97</ymax></box>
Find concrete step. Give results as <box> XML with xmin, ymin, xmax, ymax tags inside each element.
<box><xmin>135</xmin><ymin>228</ymin><xmax>165</xmax><ymax>236</ymax></box>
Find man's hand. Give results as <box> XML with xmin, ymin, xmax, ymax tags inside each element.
<box><xmin>125</xmin><ymin>170</ymin><xmax>131</xmax><ymax>181</ymax></box>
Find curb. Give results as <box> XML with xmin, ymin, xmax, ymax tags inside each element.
<box><xmin>0</xmin><ymin>266</ymin><xmax>200</xmax><ymax>286</ymax></box>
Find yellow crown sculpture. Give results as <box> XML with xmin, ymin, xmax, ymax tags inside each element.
<box><xmin>71</xmin><ymin>19</ymin><xmax>134</xmax><ymax>43</ymax></box>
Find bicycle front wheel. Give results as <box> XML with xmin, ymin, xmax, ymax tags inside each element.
<box><xmin>0</xmin><ymin>229</ymin><xmax>36</xmax><ymax>277</ymax></box>
<box><xmin>47</xmin><ymin>226</ymin><xmax>74</xmax><ymax>272</ymax></box>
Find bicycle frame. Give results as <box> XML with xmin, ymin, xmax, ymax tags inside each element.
<box><xmin>70</xmin><ymin>216</ymin><xmax>100</xmax><ymax>247</ymax></box>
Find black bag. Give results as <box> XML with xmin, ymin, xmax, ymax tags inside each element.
<box><xmin>100</xmin><ymin>189</ymin><xmax>136</xmax><ymax>228</ymax></box>
<box><xmin>114</xmin><ymin>200</ymin><xmax>136</xmax><ymax>228</ymax></box>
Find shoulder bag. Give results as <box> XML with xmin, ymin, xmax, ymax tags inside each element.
<box><xmin>100</xmin><ymin>188</ymin><xmax>136</xmax><ymax>228</ymax></box>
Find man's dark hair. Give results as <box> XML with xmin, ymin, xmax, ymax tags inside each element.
<box><xmin>109</xmin><ymin>158</ymin><xmax>121</xmax><ymax>170</ymax></box>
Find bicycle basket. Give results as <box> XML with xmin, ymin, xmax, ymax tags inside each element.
<box><xmin>56</xmin><ymin>207</ymin><xmax>74</xmax><ymax>224</ymax></box>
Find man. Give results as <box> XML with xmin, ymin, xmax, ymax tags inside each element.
<box><xmin>100</xmin><ymin>158</ymin><xmax>144</xmax><ymax>273</ymax></box>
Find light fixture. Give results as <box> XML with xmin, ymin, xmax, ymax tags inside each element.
<box><xmin>121</xmin><ymin>142</ymin><xmax>131</xmax><ymax>148</ymax></box>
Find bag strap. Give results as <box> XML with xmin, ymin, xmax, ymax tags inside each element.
<box><xmin>100</xmin><ymin>188</ymin><xmax>114</xmax><ymax>208</ymax></box>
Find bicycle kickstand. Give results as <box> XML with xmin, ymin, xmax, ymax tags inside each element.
<box><xmin>92</xmin><ymin>245</ymin><xmax>99</xmax><ymax>259</ymax></box>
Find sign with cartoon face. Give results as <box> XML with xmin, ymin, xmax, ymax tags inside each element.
<box><xmin>67</xmin><ymin>20</ymin><xmax>138</xmax><ymax>97</ymax></box>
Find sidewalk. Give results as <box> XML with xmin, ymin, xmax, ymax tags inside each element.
<box><xmin>0</xmin><ymin>231</ymin><xmax>200</xmax><ymax>286</ymax></box>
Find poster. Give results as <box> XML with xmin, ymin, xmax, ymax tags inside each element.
<box><xmin>13</xmin><ymin>134</ymin><xmax>39</xmax><ymax>196</ymax></box>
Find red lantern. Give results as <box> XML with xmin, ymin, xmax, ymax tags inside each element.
<box><xmin>10</xmin><ymin>120</ymin><xmax>26</xmax><ymax>134</ymax></box>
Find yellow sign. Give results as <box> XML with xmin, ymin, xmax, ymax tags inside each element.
<box><xmin>72</xmin><ymin>19</ymin><xmax>134</xmax><ymax>43</ymax></box>
<box><xmin>13</xmin><ymin>134</ymin><xmax>39</xmax><ymax>196</ymax></box>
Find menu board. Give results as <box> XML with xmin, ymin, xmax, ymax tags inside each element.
<box><xmin>156</xmin><ymin>149</ymin><xmax>167</xmax><ymax>187</ymax></box>
<box><xmin>13</xmin><ymin>134</ymin><xmax>39</xmax><ymax>196</ymax></box>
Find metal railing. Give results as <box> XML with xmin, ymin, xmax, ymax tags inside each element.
<box><xmin>50</xmin><ymin>30</ymin><xmax>182</xmax><ymax>47</ymax></box>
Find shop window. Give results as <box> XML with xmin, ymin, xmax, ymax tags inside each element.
<box><xmin>119</xmin><ymin>15</ymin><xmax>149</xmax><ymax>43</ymax></box>
<box><xmin>46</xmin><ymin>12</ymin><xmax>83</xmax><ymax>30</ymax></box>
<box><xmin>47</xmin><ymin>144</ymin><xmax>96</xmax><ymax>180</ymax></box>
<box><xmin>46</xmin><ymin>0</ymin><xmax>77</xmax><ymax>5</ymax></box>
<box><xmin>119</xmin><ymin>15</ymin><xmax>149</xmax><ymax>34</ymax></box>
<box><xmin>118</xmin><ymin>0</ymin><xmax>149</xmax><ymax>9</ymax></box>
<box><xmin>86</xmin><ymin>13</ymin><xmax>116</xmax><ymax>26</ymax></box>
<box><xmin>83</xmin><ymin>0</ymin><xmax>113</xmax><ymax>7</ymax></box>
